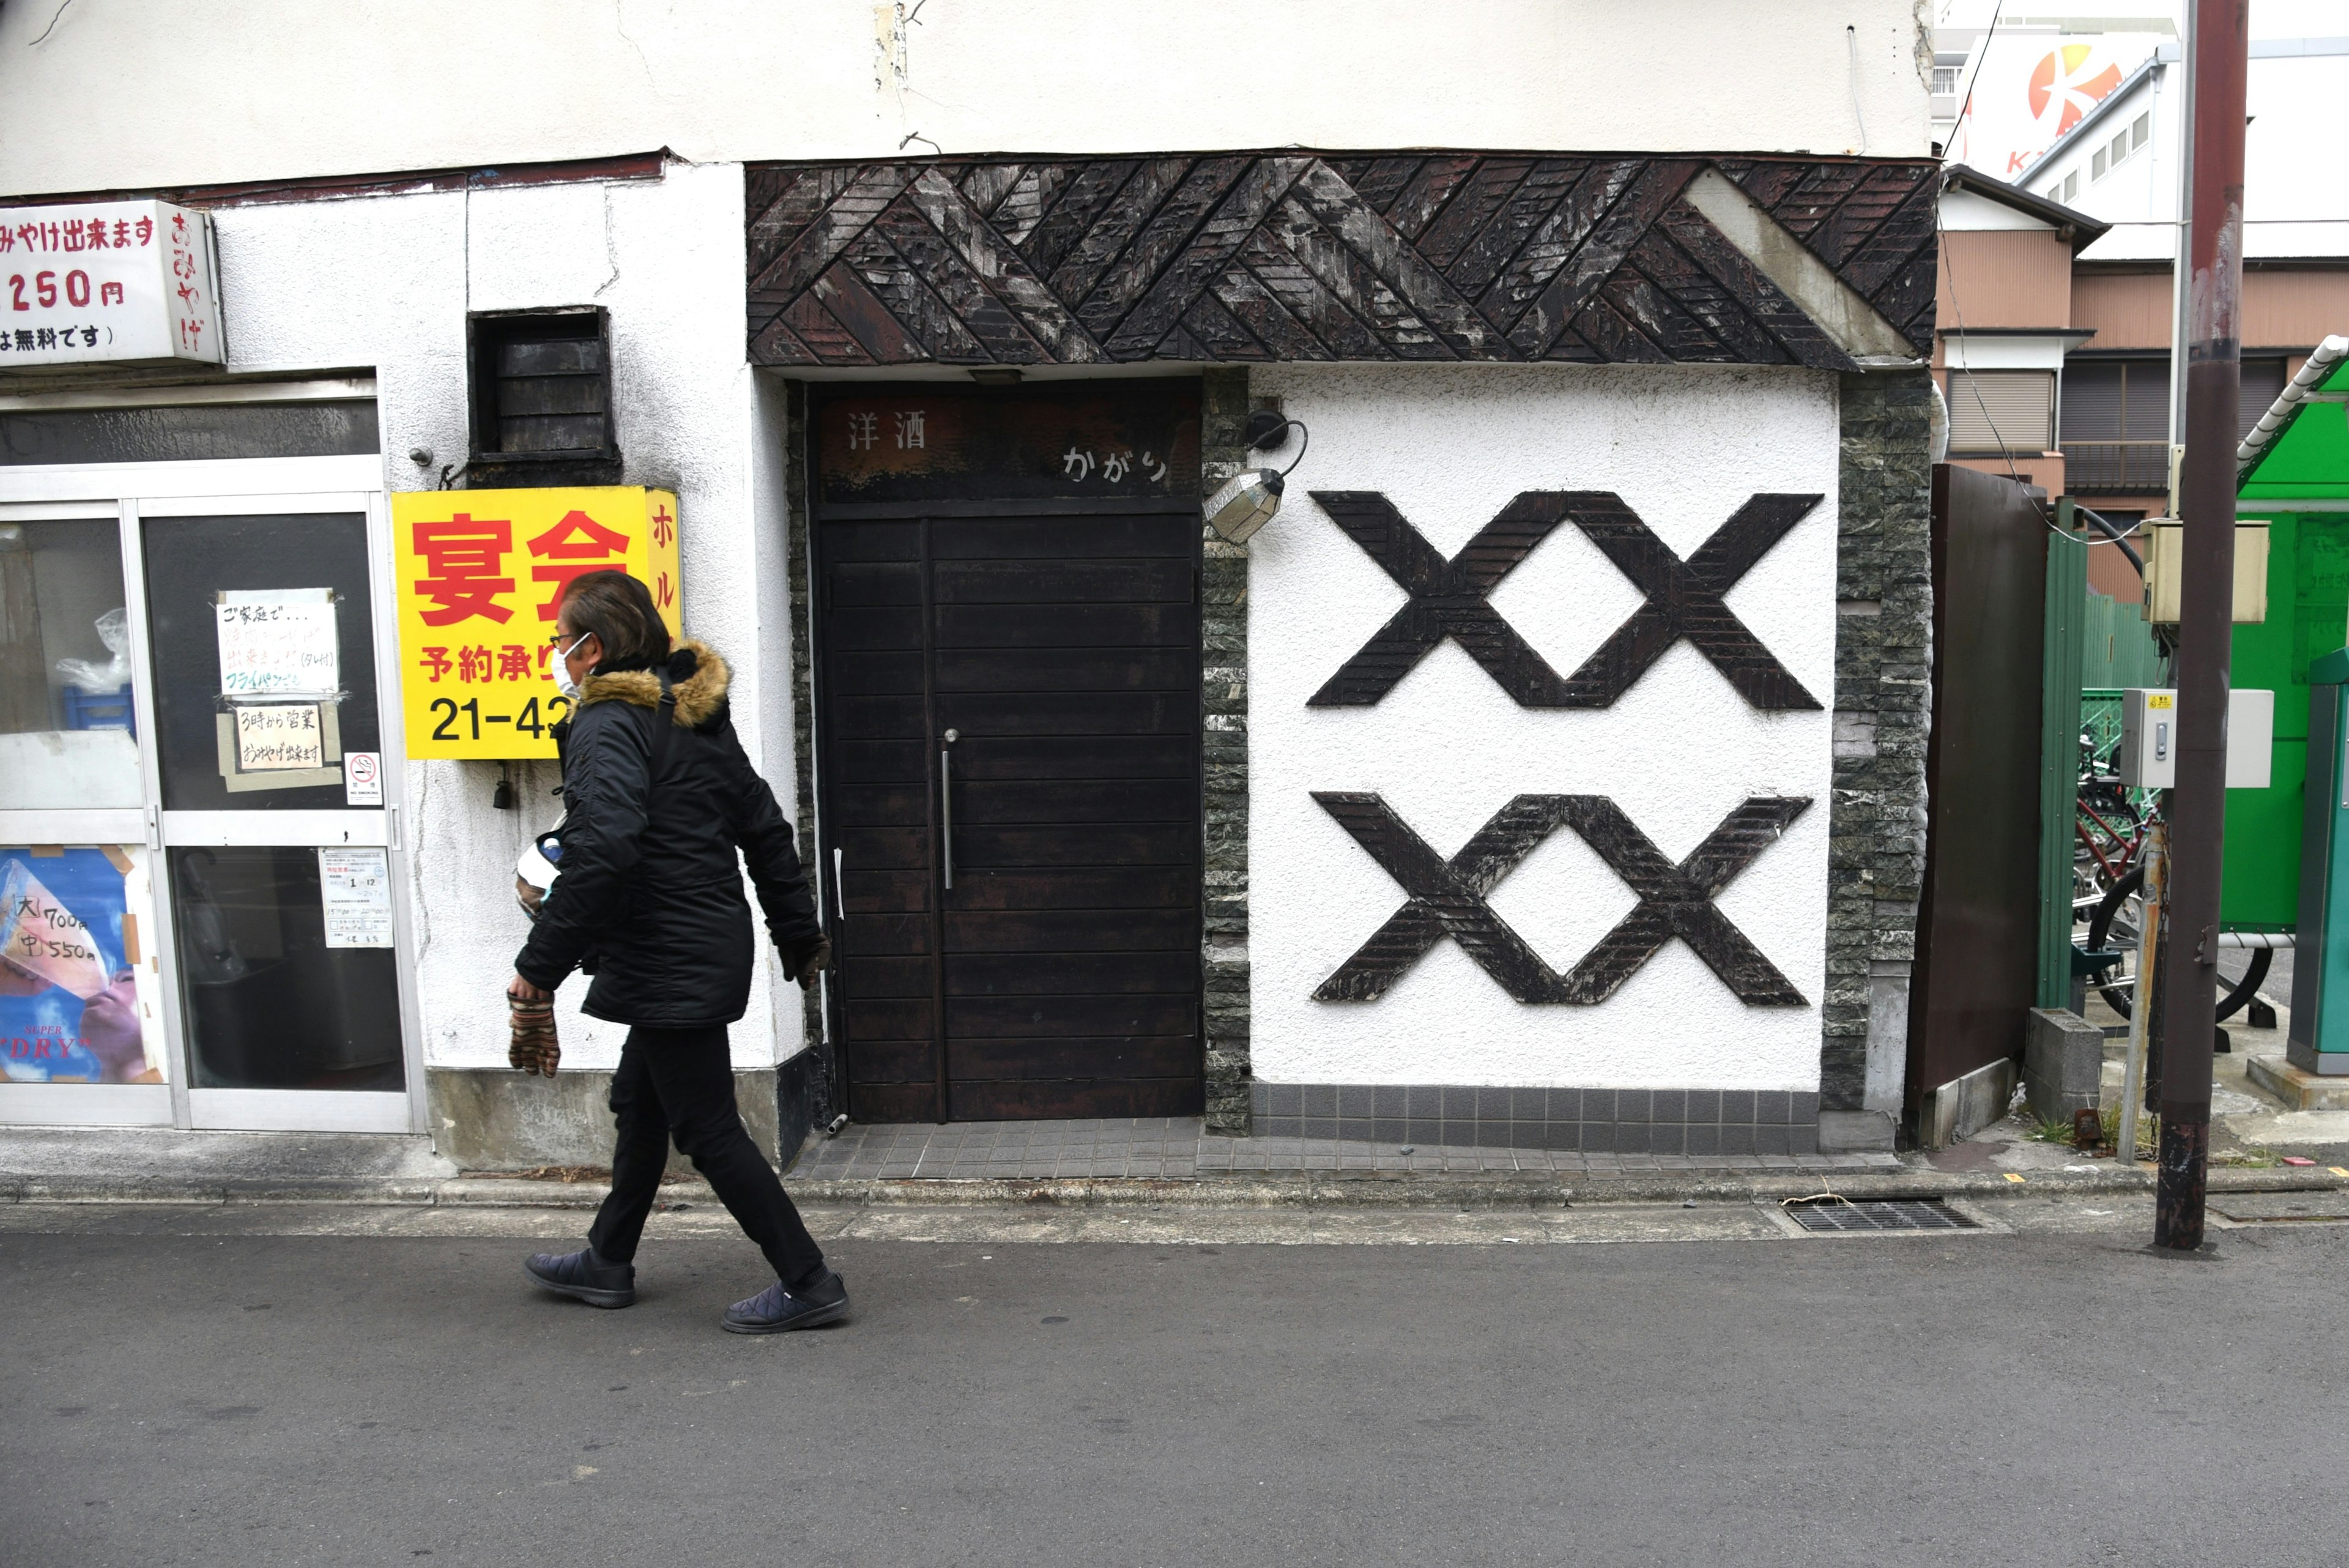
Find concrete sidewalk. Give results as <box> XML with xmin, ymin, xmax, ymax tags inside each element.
<box><xmin>5</xmin><ymin>1122</ymin><xmax>2347</xmax><ymax>1211</ymax></box>
<box><xmin>2079</xmin><ymin>986</ymin><xmax>2349</xmax><ymax>1154</ymax></box>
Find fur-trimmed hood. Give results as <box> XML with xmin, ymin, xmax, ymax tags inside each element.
<box><xmin>577</xmin><ymin>639</ymin><xmax>730</xmax><ymax>729</ymax></box>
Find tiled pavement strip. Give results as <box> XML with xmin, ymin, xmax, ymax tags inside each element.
<box><xmin>791</xmin><ymin>1117</ymin><xmax>1902</xmax><ymax>1182</ymax></box>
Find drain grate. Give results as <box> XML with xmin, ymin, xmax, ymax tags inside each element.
<box><xmin>1783</xmin><ymin>1197</ymin><xmax>1978</xmax><ymax>1233</ymax></box>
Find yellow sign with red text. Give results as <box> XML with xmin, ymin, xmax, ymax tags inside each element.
<box><xmin>390</xmin><ymin>487</ymin><xmax>680</xmax><ymax>759</ymax></box>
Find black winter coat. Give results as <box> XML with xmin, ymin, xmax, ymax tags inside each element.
<box><xmin>513</xmin><ymin>640</ymin><xmax>822</xmax><ymax>1028</ymax></box>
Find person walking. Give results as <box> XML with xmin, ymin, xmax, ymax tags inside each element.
<box><xmin>511</xmin><ymin>570</ymin><xmax>845</xmax><ymax>1333</ymax></box>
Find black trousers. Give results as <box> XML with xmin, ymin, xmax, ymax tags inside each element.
<box><xmin>587</xmin><ymin>1024</ymin><xmax>825</xmax><ymax>1285</ymax></box>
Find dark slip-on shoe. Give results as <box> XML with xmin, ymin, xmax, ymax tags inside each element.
<box><xmin>524</xmin><ymin>1247</ymin><xmax>636</xmax><ymax>1309</ymax></box>
<box><xmin>721</xmin><ymin>1270</ymin><xmax>849</xmax><ymax>1334</ymax></box>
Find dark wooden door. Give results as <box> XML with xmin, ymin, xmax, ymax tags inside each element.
<box><xmin>818</xmin><ymin>503</ymin><xmax>1202</xmax><ymax>1122</ymax></box>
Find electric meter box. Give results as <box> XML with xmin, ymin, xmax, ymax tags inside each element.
<box><xmin>2117</xmin><ymin>687</ymin><xmax>2274</xmax><ymax>789</ymax></box>
<box><xmin>2142</xmin><ymin>520</ymin><xmax>2270</xmax><ymax>626</ymax></box>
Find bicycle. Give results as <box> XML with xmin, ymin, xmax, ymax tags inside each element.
<box><xmin>2074</xmin><ymin>727</ymin><xmax>2154</xmax><ymax>901</ymax></box>
<box><xmin>2083</xmin><ymin>861</ymin><xmax>2271</xmax><ymax>1023</ymax></box>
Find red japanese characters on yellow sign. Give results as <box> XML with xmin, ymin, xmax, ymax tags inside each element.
<box><xmin>390</xmin><ymin>487</ymin><xmax>681</xmax><ymax>759</ymax></box>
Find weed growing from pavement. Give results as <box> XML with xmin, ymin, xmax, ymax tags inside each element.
<box><xmin>2020</xmin><ymin>1106</ymin><xmax>2154</xmax><ymax>1157</ymax></box>
<box><xmin>2019</xmin><ymin>1107</ymin><xmax>2278</xmax><ymax>1167</ymax></box>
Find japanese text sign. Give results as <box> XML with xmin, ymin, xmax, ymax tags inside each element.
<box><xmin>215</xmin><ymin>589</ymin><xmax>338</xmax><ymax>699</ymax></box>
<box><xmin>815</xmin><ymin>382</ymin><xmax>1200</xmax><ymax>505</ymax></box>
<box><xmin>0</xmin><ymin>200</ymin><xmax>223</xmax><ymax>366</ymax></box>
<box><xmin>390</xmin><ymin>487</ymin><xmax>681</xmax><ymax>759</ymax></box>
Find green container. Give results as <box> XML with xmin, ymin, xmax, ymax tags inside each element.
<box><xmin>2221</xmin><ymin>510</ymin><xmax>2349</xmax><ymax>927</ymax></box>
<box><xmin>2233</xmin><ymin>341</ymin><xmax>2349</xmax><ymax>931</ymax></box>
<box><xmin>2290</xmin><ymin>647</ymin><xmax>2349</xmax><ymax>1074</ymax></box>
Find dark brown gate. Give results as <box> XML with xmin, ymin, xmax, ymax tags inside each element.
<box><xmin>812</xmin><ymin>381</ymin><xmax>1204</xmax><ymax>1123</ymax></box>
<box><xmin>1906</xmin><ymin>463</ymin><xmax>2049</xmax><ymax>1133</ymax></box>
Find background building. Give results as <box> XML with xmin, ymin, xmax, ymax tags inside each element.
<box><xmin>1934</xmin><ymin>23</ymin><xmax>2349</xmax><ymax>607</ymax></box>
<box><xmin>0</xmin><ymin>1</ymin><xmax>1945</xmax><ymax>1161</ymax></box>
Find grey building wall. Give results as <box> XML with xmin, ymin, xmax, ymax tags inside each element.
<box><xmin>1817</xmin><ymin>369</ymin><xmax>1935</xmax><ymax>1151</ymax></box>
<box><xmin>1201</xmin><ymin>368</ymin><xmax>1253</xmax><ymax>1135</ymax></box>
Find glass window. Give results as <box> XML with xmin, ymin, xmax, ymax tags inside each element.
<box><xmin>2093</xmin><ymin>149</ymin><xmax>2109</xmax><ymax>180</ymax></box>
<box><xmin>1946</xmin><ymin>370</ymin><xmax>2055</xmax><ymax>455</ymax></box>
<box><xmin>141</xmin><ymin>513</ymin><xmax>381</xmax><ymax>812</ymax></box>
<box><xmin>2063</xmin><ymin>172</ymin><xmax>2079</xmax><ymax>202</ymax></box>
<box><xmin>2132</xmin><ymin>113</ymin><xmax>2150</xmax><ymax>150</ymax></box>
<box><xmin>169</xmin><ymin>845</ymin><xmax>402</xmax><ymax>1090</ymax></box>
<box><xmin>0</xmin><ymin>401</ymin><xmax>379</xmax><ymax>466</ymax></box>
<box><xmin>0</xmin><ymin>516</ymin><xmax>141</xmax><ymax>809</ymax></box>
<box><xmin>2058</xmin><ymin>357</ymin><xmax>2172</xmax><ymax>492</ymax></box>
<box><xmin>2239</xmin><ymin>359</ymin><xmax>2288</xmax><ymax>439</ymax></box>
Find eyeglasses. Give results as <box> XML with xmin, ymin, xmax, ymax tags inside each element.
<box><xmin>547</xmin><ymin>631</ymin><xmax>588</xmax><ymax>651</ymax></box>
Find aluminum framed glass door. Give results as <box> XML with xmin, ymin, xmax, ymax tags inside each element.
<box><xmin>133</xmin><ymin>491</ymin><xmax>418</xmax><ymax>1133</ymax></box>
<box><xmin>0</xmin><ymin>499</ymin><xmax>169</xmax><ymax>1126</ymax></box>
<box><xmin>0</xmin><ymin>444</ymin><xmax>418</xmax><ymax>1134</ymax></box>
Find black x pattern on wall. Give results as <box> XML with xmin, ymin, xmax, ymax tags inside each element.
<box><xmin>1313</xmin><ymin>792</ymin><xmax>1812</xmax><ymax>1006</ymax></box>
<box><xmin>1308</xmin><ymin>490</ymin><xmax>1824</xmax><ymax>710</ymax></box>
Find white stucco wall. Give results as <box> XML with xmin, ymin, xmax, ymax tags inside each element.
<box><xmin>1247</xmin><ymin>364</ymin><xmax>1839</xmax><ymax>1093</ymax></box>
<box><xmin>211</xmin><ymin>160</ymin><xmax>803</xmax><ymax>1075</ymax></box>
<box><xmin>0</xmin><ymin>1</ymin><xmax>1933</xmax><ymax>197</ymax></box>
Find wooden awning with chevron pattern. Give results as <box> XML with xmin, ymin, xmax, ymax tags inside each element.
<box><xmin>745</xmin><ymin>152</ymin><xmax>1938</xmax><ymax>371</ymax></box>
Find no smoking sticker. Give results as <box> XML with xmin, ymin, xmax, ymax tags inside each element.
<box><xmin>344</xmin><ymin>751</ymin><xmax>383</xmax><ymax>807</ymax></box>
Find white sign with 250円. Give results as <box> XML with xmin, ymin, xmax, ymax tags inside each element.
<box><xmin>0</xmin><ymin>199</ymin><xmax>224</xmax><ymax>367</ymax></box>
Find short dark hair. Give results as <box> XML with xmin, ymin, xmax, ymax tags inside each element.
<box><xmin>559</xmin><ymin>570</ymin><xmax>670</xmax><ymax>669</ymax></box>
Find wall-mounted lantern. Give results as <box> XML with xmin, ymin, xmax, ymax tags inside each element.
<box><xmin>1204</xmin><ymin>411</ymin><xmax>1309</xmax><ymax>543</ymax></box>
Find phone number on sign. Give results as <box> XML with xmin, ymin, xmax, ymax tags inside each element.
<box><xmin>426</xmin><ymin>694</ymin><xmax>573</xmax><ymax>743</ymax></box>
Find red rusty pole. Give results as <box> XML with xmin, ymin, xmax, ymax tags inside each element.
<box><xmin>2155</xmin><ymin>0</ymin><xmax>2249</xmax><ymax>1251</ymax></box>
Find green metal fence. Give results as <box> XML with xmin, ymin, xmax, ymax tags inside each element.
<box><xmin>2082</xmin><ymin>688</ymin><xmax>2124</xmax><ymax>763</ymax></box>
<box><xmin>2080</xmin><ymin>589</ymin><xmax>2171</xmax><ymax>690</ymax></box>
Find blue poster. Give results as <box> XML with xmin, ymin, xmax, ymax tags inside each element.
<box><xmin>0</xmin><ymin>847</ymin><xmax>149</xmax><ymax>1085</ymax></box>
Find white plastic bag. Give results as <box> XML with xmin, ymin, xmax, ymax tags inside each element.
<box><xmin>55</xmin><ymin>607</ymin><xmax>132</xmax><ymax>694</ymax></box>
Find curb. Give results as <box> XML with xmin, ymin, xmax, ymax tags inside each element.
<box><xmin>776</xmin><ymin>1164</ymin><xmax>2349</xmax><ymax>1208</ymax></box>
<box><xmin>2</xmin><ymin>1164</ymin><xmax>2342</xmax><ymax>1210</ymax></box>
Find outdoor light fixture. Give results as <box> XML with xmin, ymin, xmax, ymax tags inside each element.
<box><xmin>1204</xmin><ymin>410</ymin><xmax>1309</xmax><ymax>544</ymax></box>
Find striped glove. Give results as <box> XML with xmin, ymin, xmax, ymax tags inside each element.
<box><xmin>508</xmin><ymin>994</ymin><xmax>561</xmax><ymax>1076</ymax></box>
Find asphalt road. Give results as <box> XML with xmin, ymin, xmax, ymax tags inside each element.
<box><xmin>6</xmin><ymin>1208</ymin><xmax>2346</xmax><ymax>1568</ymax></box>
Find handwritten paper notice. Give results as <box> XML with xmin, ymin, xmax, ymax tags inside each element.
<box><xmin>233</xmin><ymin>704</ymin><xmax>325</xmax><ymax>771</ymax></box>
<box><xmin>0</xmin><ymin>858</ymin><xmax>111</xmax><ymax>998</ymax></box>
<box><xmin>217</xmin><ymin>589</ymin><xmax>338</xmax><ymax>698</ymax></box>
<box><xmin>318</xmin><ymin>848</ymin><xmax>393</xmax><ymax>949</ymax></box>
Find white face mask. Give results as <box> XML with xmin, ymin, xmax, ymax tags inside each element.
<box><xmin>553</xmin><ymin>634</ymin><xmax>590</xmax><ymax>704</ymax></box>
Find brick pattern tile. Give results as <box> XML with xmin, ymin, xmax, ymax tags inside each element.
<box><xmin>1248</xmin><ymin>1083</ymin><xmax>1828</xmax><ymax>1156</ymax></box>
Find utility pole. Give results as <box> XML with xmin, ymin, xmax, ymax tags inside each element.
<box><xmin>2154</xmin><ymin>0</ymin><xmax>2249</xmax><ymax>1252</ymax></box>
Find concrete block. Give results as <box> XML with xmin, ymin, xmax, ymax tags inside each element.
<box><xmin>2024</xmin><ymin>1008</ymin><xmax>2104</xmax><ymax>1125</ymax></box>
<box><xmin>426</xmin><ymin>1067</ymin><xmax>779</xmax><ymax>1171</ymax></box>
<box><xmin>1817</xmin><ymin>1109</ymin><xmax>1897</xmax><ymax>1152</ymax></box>
<box><xmin>2284</xmin><ymin>1038</ymin><xmax>2349</xmax><ymax>1077</ymax></box>
<box><xmin>2246</xmin><ymin>1053</ymin><xmax>2349</xmax><ymax>1112</ymax></box>
<box><xmin>1918</xmin><ymin>1056</ymin><xmax>2016</xmax><ymax>1150</ymax></box>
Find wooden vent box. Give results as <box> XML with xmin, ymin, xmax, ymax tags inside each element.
<box><xmin>465</xmin><ymin>307</ymin><xmax>620</xmax><ymax>488</ymax></box>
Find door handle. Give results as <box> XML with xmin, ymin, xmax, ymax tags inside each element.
<box><xmin>940</xmin><ymin>729</ymin><xmax>959</xmax><ymax>891</ymax></box>
<box><xmin>833</xmin><ymin>846</ymin><xmax>844</xmax><ymax>922</ymax></box>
